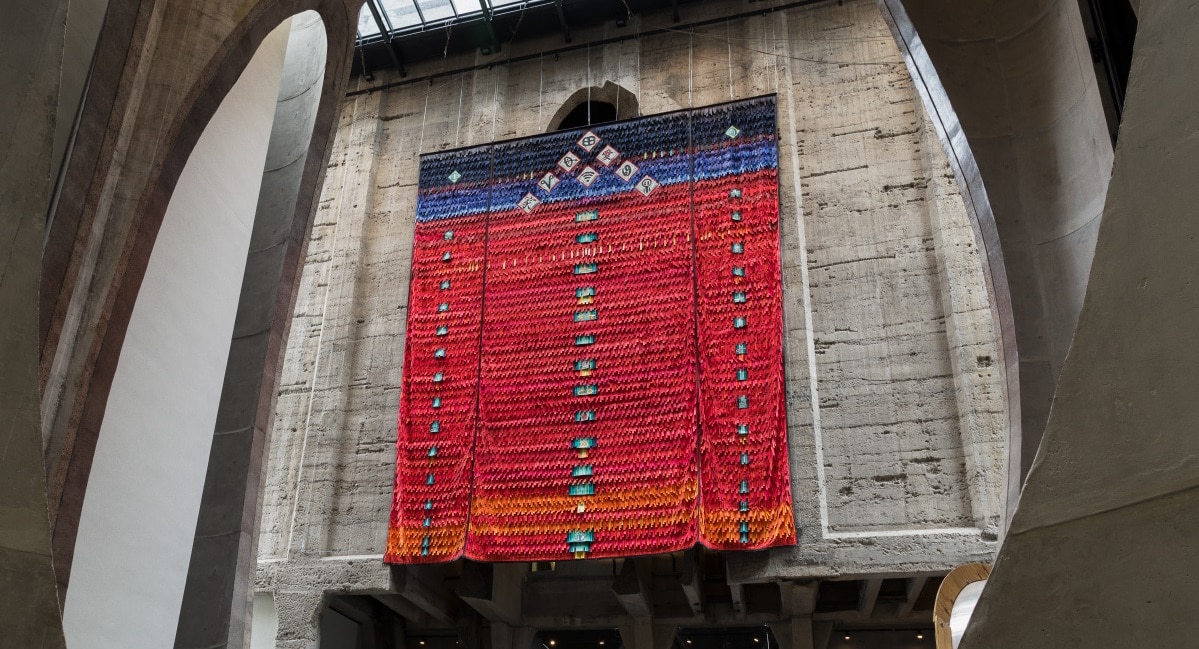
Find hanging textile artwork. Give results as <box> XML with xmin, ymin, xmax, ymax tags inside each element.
<box><xmin>388</xmin><ymin>95</ymin><xmax>795</xmax><ymax>563</ymax></box>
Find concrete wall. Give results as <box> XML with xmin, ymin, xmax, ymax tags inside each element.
<box><xmin>959</xmin><ymin>0</ymin><xmax>1199</xmax><ymax>646</ymax></box>
<box><xmin>61</xmin><ymin>21</ymin><xmax>289</xmax><ymax>649</ymax></box>
<box><xmin>255</xmin><ymin>0</ymin><xmax>1008</xmax><ymax>634</ymax></box>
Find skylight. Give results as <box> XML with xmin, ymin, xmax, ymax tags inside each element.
<box><xmin>356</xmin><ymin>0</ymin><xmax>552</xmax><ymax>41</ymax></box>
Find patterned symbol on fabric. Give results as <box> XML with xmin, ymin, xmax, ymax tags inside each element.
<box><xmin>734</xmin><ymin>316</ymin><xmax>747</xmax><ymax>329</ymax></box>
<box><xmin>574</xmin><ymin>263</ymin><xmax>598</xmax><ymax>275</ymax></box>
<box><xmin>518</xmin><ymin>192</ymin><xmax>542</xmax><ymax>213</ymax></box>
<box><xmin>432</xmin><ymin>396</ymin><xmax>442</xmax><ymax>408</ymax></box>
<box><xmin>729</xmin><ymin>188</ymin><xmax>743</xmax><ymax>198</ymax></box>
<box><xmin>615</xmin><ymin>159</ymin><xmax>639</xmax><ymax>182</ymax></box>
<box><xmin>635</xmin><ymin>175</ymin><xmax>660</xmax><ymax>196</ymax></box>
<box><xmin>576</xmin><ymin>286</ymin><xmax>596</xmax><ymax>304</ymax></box>
<box><xmin>740</xmin><ymin>452</ymin><xmax>750</xmax><ymax>466</ymax></box>
<box><xmin>567</xmin><ymin>530</ymin><xmax>596</xmax><ymax>543</ymax></box>
<box><xmin>575</xmin><ymin>359</ymin><xmax>596</xmax><ymax>376</ymax></box>
<box><xmin>539</xmin><ymin>172</ymin><xmax>561</xmax><ymax>193</ymax></box>
<box><xmin>736</xmin><ymin>368</ymin><xmax>748</xmax><ymax>381</ymax></box>
<box><xmin>448</xmin><ymin>170</ymin><xmax>462</xmax><ymax>183</ymax></box>
<box><xmin>732</xmin><ymin>266</ymin><xmax>745</xmax><ymax>277</ymax></box>
<box><xmin>568</xmin><ymin>484</ymin><xmax>596</xmax><ymax>496</ymax></box>
<box><xmin>576</xmin><ymin>232</ymin><xmax>598</xmax><ymax>244</ymax></box>
<box><xmin>575</xmin><ymin>210</ymin><xmax>599</xmax><ymax>223</ymax></box>
<box><xmin>424</xmin><ymin>499</ymin><xmax>434</xmax><ymax>510</ymax></box>
<box><xmin>739</xmin><ymin>479</ymin><xmax>750</xmax><ymax>494</ymax></box>
<box><xmin>577</xmin><ymin>165</ymin><xmax>600</xmax><ymax>188</ymax></box>
<box><xmin>429</xmin><ymin>446</ymin><xmax>439</xmax><ymax>458</ymax></box>
<box><xmin>574</xmin><ymin>384</ymin><xmax>598</xmax><ymax>397</ymax></box>
<box><xmin>427</xmin><ymin>473</ymin><xmax>436</xmax><ymax>485</ymax></box>
<box><xmin>597</xmin><ymin>145</ymin><xmax>620</xmax><ymax>166</ymax></box>
<box><xmin>572</xmin><ymin>464</ymin><xmax>594</xmax><ymax>477</ymax></box>
<box><xmin>444</xmin><ymin>230</ymin><xmax>454</xmax><ymax>240</ymax></box>
<box><xmin>434</xmin><ymin>348</ymin><xmax>446</xmax><ymax>358</ymax></box>
<box><xmin>575</xmin><ymin>334</ymin><xmax>596</xmax><ymax>346</ymax></box>
<box><xmin>440</xmin><ymin>280</ymin><xmax>451</xmax><ymax>290</ymax></box>
<box><xmin>737</xmin><ymin>423</ymin><xmax>749</xmax><ymax>437</ymax></box>
<box><xmin>732</xmin><ymin>242</ymin><xmax>744</xmax><ymax>254</ymax></box>
<box><xmin>438</xmin><ymin>302</ymin><xmax>449</xmax><ymax>312</ymax></box>
<box><xmin>574</xmin><ymin>410</ymin><xmax>596</xmax><ymax>422</ymax></box>
<box><xmin>430</xmin><ymin>421</ymin><xmax>440</xmax><ymax>433</ymax></box>
<box><xmin>733</xmin><ymin>291</ymin><xmax>746</xmax><ymax>304</ymax></box>
<box><xmin>558</xmin><ymin>151</ymin><xmax>582</xmax><ymax>173</ymax></box>
<box><xmin>731</xmin><ymin>211</ymin><xmax>742</xmax><ymax>222</ymax></box>
<box><xmin>432</xmin><ymin>372</ymin><xmax>444</xmax><ymax>383</ymax></box>
<box><xmin>735</xmin><ymin>342</ymin><xmax>747</xmax><ymax>357</ymax></box>
<box><xmin>577</xmin><ymin>130</ymin><xmax>601</xmax><ymax>152</ymax></box>
<box><xmin>725</xmin><ymin>125</ymin><xmax>742</xmax><ymax>139</ymax></box>
<box><xmin>737</xmin><ymin>395</ymin><xmax>749</xmax><ymax>409</ymax></box>
<box><xmin>436</xmin><ymin>325</ymin><xmax>449</xmax><ymax>336</ymax></box>
<box><xmin>739</xmin><ymin>500</ymin><xmax>750</xmax><ymax>513</ymax></box>
<box><xmin>574</xmin><ymin>309</ymin><xmax>597</xmax><ymax>322</ymax></box>
<box><xmin>572</xmin><ymin>437</ymin><xmax>597</xmax><ymax>450</ymax></box>
<box><xmin>423</xmin><ymin>516</ymin><xmax>432</xmax><ymax>527</ymax></box>
<box><xmin>441</xmin><ymin>251</ymin><xmax>452</xmax><ymax>262</ymax></box>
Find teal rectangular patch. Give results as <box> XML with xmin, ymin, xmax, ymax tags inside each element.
<box><xmin>574</xmin><ymin>359</ymin><xmax>596</xmax><ymax>372</ymax></box>
<box><xmin>574</xmin><ymin>309</ymin><xmax>597</xmax><ymax>322</ymax></box>
<box><xmin>735</xmin><ymin>342</ymin><xmax>747</xmax><ymax>355</ymax></box>
<box><xmin>574</xmin><ymin>384</ymin><xmax>598</xmax><ymax>397</ymax></box>
<box><xmin>731</xmin><ymin>210</ymin><xmax>742</xmax><ymax>222</ymax></box>
<box><xmin>568</xmin><ymin>483</ymin><xmax>596</xmax><ymax>496</ymax></box>
<box><xmin>575</xmin><ymin>334</ymin><xmax>595</xmax><ymax>346</ymax></box>
<box><xmin>432</xmin><ymin>396</ymin><xmax>442</xmax><ymax>408</ymax></box>
<box><xmin>732</xmin><ymin>266</ymin><xmax>745</xmax><ymax>277</ymax></box>
<box><xmin>440</xmin><ymin>280</ymin><xmax>451</xmax><ymax>290</ymax></box>
<box><xmin>731</xmin><ymin>242</ymin><xmax>744</xmax><ymax>254</ymax></box>
<box><xmin>734</xmin><ymin>316</ymin><xmax>747</xmax><ymax>329</ymax></box>
<box><xmin>567</xmin><ymin>530</ymin><xmax>595</xmax><ymax>543</ymax></box>
<box><xmin>436</xmin><ymin>325</ymin><xmax>449</xmax><ymax>336</ymax></box>
<box><xmin>572</xmin><ymin>465</ymin><xmax>594</xmax><ymax>478</ymax></box>
<box><xmin>438</xmin><ymin>302</ymin><xmax>449</xmax><ymax>312</ymax></box>
<box><xmin>737</xmin><ymin>395</ymin><xmax>749</xmax><ymax>409</ymax></box>
<box><xmin>434</xmin><ymin>348</ymin><xmax>446</xmax><ymax>358</ymax></box>
<box><xmin>571</xmin><ymin>437</ymin><xmax>596</xmax><ymax>450</ymax></box>
<box><xmin>429</xmin><ymin>421</ymin><xmax>440</xmax><ymax>433</ymax></box>
<box><xmin>574</xmin><ymin>410</ymin><xmax>596</xmax><ymax>422</ymax></box>
<box><xmin>576</xmin><ymin>232</ymin><xmax>598</xmax><ymax>244</ymax></box>
<box><xmin>576</xmin><ymin>286</ymin><xmax>596</xmax><ymax>299</ymax></box>
<box><xmin>736</xmin><ymin>368</ymin><xmax>748</xmax><ymax>381</ymax></box>
<box><xmin>574</xmin><ymin>263</ymin><xmax>598</xmax><ymax>275</ymax></box>
<box><xmin>733</xmin><ymin>291</ymin><xmax>746</xmax><ymax>304</ymax></box>
<box><xmin>432</xmin><ymin>372</ymin><xmax>444</xmax><ymax>383</ymax></box>
<box><xmin>575</xmin><ymin>210</ymin><xmax>599</xmax><ymax>223</ymax></box>
<box><xmin>444</xmin><ymin>230</ymin><xmax>454</xmax><ymax>240</ymax></box>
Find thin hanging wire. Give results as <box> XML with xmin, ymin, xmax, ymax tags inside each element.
<box><xmin>454</xmin><ymin>73</ymin><xmax>465</xmax><ymax>147</ymax></box>
<box><xmin>688</xmin><ymin>29</ymin><xmax>694</xmax><ymax>108</ymax></box>
<box><xmin>727</xmin><ymin>19</ymin><xmax>734</xmax><ymax>100</ymax></box>
<box><xmin>586</xmin><ymin>43</ymin><xmax>592</xmax><ymax>126</ymax></box>
<box><xmin>418</xmin><ymin>78</ymin><xmax>431</xmax><ymax>154</ymax></box>
<box><xmin>539</xmin><ymin>53</ymin><xmax>544</xmax><ymax>127</ymax></box>
<box><xmin>490</xmin><ymin>67</ymin><xmax>500</xmax><ymax>141</ymax></box>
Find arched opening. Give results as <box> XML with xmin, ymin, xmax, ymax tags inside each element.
<box><xmin>548</xmin><ymin>82</ymin><xmax>640</xmax><ymax>131</ymax></box>
<box><xmin>60</xmin><ymin>10</ymin><xmax>328</xmax><ymax>648</ymax></box>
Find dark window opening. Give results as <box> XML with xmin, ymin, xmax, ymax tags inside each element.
<box><xmin>556</xmin><ymin>101</ymin><xmax>618</xmax><ymax>131</ymax></box>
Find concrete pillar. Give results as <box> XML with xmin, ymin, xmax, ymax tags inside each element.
<box><xmin>957</xmin><ymin>1</ymin><xmax>1199</xmax><ymax>647</ymax></box>
<box><xmin>769</xmin><ymin>618</ymin><xmax>815</xmax><ymax>649</ymax></box>
<box><xmin>896</xmin><ymin>0</ymin><xmax>1115</xmax><ymax>476</ymax></box>
<box><xmin>274</xmin><ymin>592</ymin><xmax>324</xmax><ymax>649</ymax></box>
<box><xmin>618</xmin><ymin>622</ymin><xmax>676</xmax><ymax>649</ymax></box>
<box><xmin>0</xmin><ymin>0</ymin><xmax>70</xmax><ymax>647</ymax></box>
<box><xmin>489</xmin><ymin>623</ymin><xmax>536</xmax><ymax>649</ymax></box>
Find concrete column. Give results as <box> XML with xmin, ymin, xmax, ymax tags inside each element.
<box><xmin>899</xmin><ymin>0</ymin><xmax>1115</xmax><ymax>476</ymax></box>
<box><xmin>0</xmin><ymin>0</ymin><xmax>71</xmax><ymax>647</ymax></box>
<box><xmin>958</xmin><ymin>1</ymin><xmax>1199</xmax><ymax>647</ymax></box>
<box><xmin>275</xmin><ymin>592</ymin><xmax>324</xmax><ymax>649</ymax></box>
<box><xmin>769</xmin><ymin>618</ymin><xmax>815</xmax><ymax>649</ymax></box>
<box><xmin>618</xmin><ymin>622</ymin><xmax>676</xmax><ymax>649</ymax></box>
<box><xmin>174</xmin><ymin>13</ymin><xmax>327</xmax><ymax>649</ymax></box>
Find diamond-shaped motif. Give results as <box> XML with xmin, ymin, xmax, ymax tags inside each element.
<box><xmin>558</xmin><ymin>151</ymin><xmax>582</xmax><ymax>174</ymax></box>
<box><xmin>725</xmin><ymin>125</ymin><xmax>741</xmax><ymax>139</ymax></box>
<box><xmin>448</xmin><ymin>169</ymin><xmax>463</xmax><ymax>183</ymax></box>
<box><xmin>635</xmin><ymin>175</ymin><xmax>660</xmax><ymax>196</ymax></box>
<box><xmin>538</xmin><ymin>171</ymin><xmax>560</xmax><ymax>193</ymax></box>
<box><xmin>518</xmin><ymin>192</ymin><xmax>541</xmax><ymax>213</ymax></box>
<box><xmin>577</xmin><ymin>165</ymin><xmax>600</xmax><ymax>188</ymax></box>
<box><xmin>615</xmin><ymin>159</ymin><xmax>639</xmax><ymax>182</ymax></box>
<box><xmin>577</xmin><ymin>130</ymin><xmax>601</xmax><ymax>152</ymax></box>
<box><xmin>596</xmin><ymin>145</ymin><xmax>620</xmax><ymax>167</ymax></box>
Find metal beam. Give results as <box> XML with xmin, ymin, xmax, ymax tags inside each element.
<box><xmin>671</xmin><ymin>0</ymin><xmax>680</xmax><ymax>22</ymax></box>
<box><xmin>476</xmin><ymin>0</ymin><xmax>502</xmax><ymax>54</ymax></box>
<box><xmin>364</xmin><ymin>0</ymin><xmax>407</xmax><ymax>75</ymax></box>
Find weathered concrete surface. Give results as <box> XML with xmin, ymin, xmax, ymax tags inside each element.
<box><xmin>0</xmin><ymin>0</ymin><xmax>71</xmax><ymax>646</ymax></box>
<box><xmin>257</xmin><ymin>0</ymin><xmax>1008</xmax><ymax>641</ymax></box>
<box><xmin>901</xmin><ymin>0</ymin><xmax>1115</xmax><ymax>477</ymax></box>
<box><xmin>174</xmin><ymin>14</ymin><xmax>328</xmax><ymax>649</ymax></box>
<box><xmin>960</xmin><ymin>1</ymin><xmax>1199</xmax><ymax>646</ymax></box>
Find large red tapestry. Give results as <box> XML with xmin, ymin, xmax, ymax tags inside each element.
<box><xmin>388</xmin><ymin>96</ymin><xmax>795</xmax><ymax>563</ymax></box>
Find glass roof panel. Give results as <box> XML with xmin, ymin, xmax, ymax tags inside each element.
<box><xmin>381</xmin><ymin>0</ymin><xmax>422</xmax><ymax>30</ymax></box>
<box><xmin>356</xmin><ymin>5</ymin><xmax>382</xmax><ymax>37</ymax></box>
<box><xmin>416</xmin><ymin>0</ymin><xmax>459</xmax><ymax>22</ymax></box>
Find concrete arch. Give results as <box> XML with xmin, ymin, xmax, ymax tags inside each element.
<box><xmin>33</xmin><ymin>0</ymin><xmax>362</xmax><ymax>644</ymax></box>
<box><xmin>547</xmin><ymin>81</ymin><xmax>641</xmax><ymax>131</ymax></box>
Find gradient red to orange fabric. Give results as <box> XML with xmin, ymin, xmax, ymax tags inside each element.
<box><xmin>388</xmin><ymin>96</ymin><xmax>795</xmax><ymax>563</ymax></box>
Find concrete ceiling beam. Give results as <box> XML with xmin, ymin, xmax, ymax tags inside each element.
<box><xmin>612</xmin><ymin>558</ymin><xmax>654</xmax><ymax>620</ymax></box>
